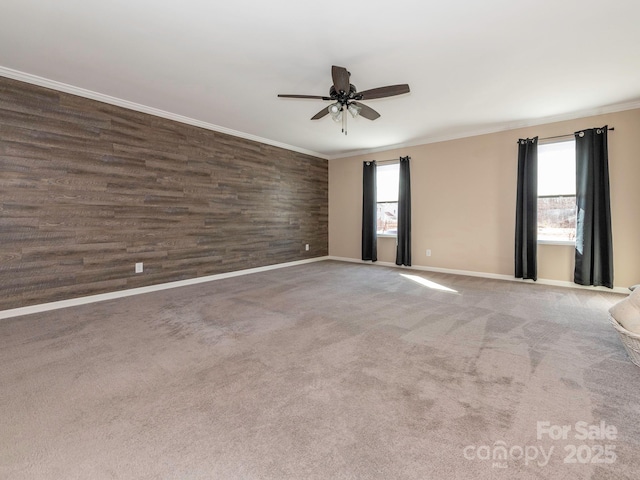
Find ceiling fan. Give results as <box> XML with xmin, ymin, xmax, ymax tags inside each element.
<box><xmin>278</xmin><ymin>65</ymin><xmax>410</xmax><ymax>134</ymax></box>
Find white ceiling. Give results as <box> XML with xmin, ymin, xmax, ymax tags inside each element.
<box><xmin>1</xmin><ymin>0</ymin><xmax>640</xmax><ymax>159</ymax></box>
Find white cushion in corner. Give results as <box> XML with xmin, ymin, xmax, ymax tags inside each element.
<box><xmin>628</xmin><ymin>285</ymin><xmax>640</xmax><ymax>308</ymax></box>
<box><xmin>610</xmin><ymin>288</ymin><xmax>640</xmax><ymax>334</ymax></box>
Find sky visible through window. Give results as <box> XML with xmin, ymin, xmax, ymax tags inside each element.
<box><xmin>377</xmin><ymin>164</ymin><xmax>399</xmax><ymax>202</ymax></box>
<box><xmin>538</xmin><ymin>141</ymin><xmax>575</xmax><ymax>196</ymax></box>
<box><xmin>376</xmin><ymin>163</ymin><xmax>399</xmax><ymax>235</ymax></box>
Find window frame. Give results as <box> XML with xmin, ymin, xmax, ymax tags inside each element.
<box><xmin>537</xmin><ymin>139</ymin><xmax>577</xmax><ymax>246</ymax></box>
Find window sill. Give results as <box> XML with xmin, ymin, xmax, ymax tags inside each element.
<box><xmin>538</xmin><ymin>239</ymin><xmax>575</xmax><ymax>246</ymax></box>
<box><xmin>377</xmin><ymin>233</ymin><xmax>397</xmax><ymax>238</ymax></box>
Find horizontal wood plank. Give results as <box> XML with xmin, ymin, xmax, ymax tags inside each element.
<box><xmin>0</xmin><ymin>77</ymin><xmax>328</xmax><ymax>310</ymax></box>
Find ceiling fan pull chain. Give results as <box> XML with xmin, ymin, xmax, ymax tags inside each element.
<box><xmin>344</xmin><ymin>106</ymin><xmax>348</xmax><ymax>135</ymax></box>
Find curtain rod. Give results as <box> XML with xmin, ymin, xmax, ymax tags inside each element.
<box><xmin>374</xmin><ymin>157</ymin><xmax>411</xmax><ymax>165</ymax></box>
<box><xmin>517</xmin><ymin>127</ymin><xmax>614</xmax><ymax>144</ymax></box>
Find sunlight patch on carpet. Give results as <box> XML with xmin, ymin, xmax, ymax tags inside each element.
<box><xmin>401</xmin><ymin>274</ymin><xmax>458</xmax><ymax>293</ymax></box>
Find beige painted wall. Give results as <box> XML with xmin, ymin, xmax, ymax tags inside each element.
<box><xmin>329</xmin><ymin>108</ymin><xmax>640</xmax><ymax>289</ymax></box>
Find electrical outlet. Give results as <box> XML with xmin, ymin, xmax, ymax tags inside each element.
<box><xmin>135</xmin><ymin>262</ymin><xmax>143</xmax><ymax>273</ymax></box>
<box><xmin>426</xmin><ymin>249</ymin><xmax>431</xmax><ymax>257</ymax></box>
<box><xmin>305</xmin><ymin>244</ymin><xmax>310</xmax><ymax>251</ymax></box>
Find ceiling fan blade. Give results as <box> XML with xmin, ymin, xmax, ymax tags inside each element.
<box><xmin>278</xmin><ymin>94</ymin><xmax>332</xmax><ymax>100</ymax></box>
<box><xmin>311</xmin><ymin>107</ymin><xmax>330</xmax><ymax>120</ymax></box>
<box><xmin>357</xmin><ymin>84</ymin><xmax>410</xmax><ymax>100</ymax></box>
<box><xmin>354</xmin><ymin>102</ymin><xmax>380</xmax><ymax>120</ymax></box>
<box><xmin>331</xmin><ymin>66</ymin><xmax>350</xmax><ymax>93</ymax></box>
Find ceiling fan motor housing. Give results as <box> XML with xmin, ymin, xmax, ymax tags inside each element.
<box><xmin>330</xmin><ymin>85</ymin><xmax>358</xmax><ymax>105</ymax></box>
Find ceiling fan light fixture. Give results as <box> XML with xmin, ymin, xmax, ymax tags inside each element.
<box><xmin>347</xmin><ymin>103</ymin><xmax>361</xmax><ymax>118</ymax></box>
<box><xmin>328</xmin><ymin>103</ymin><xmax>342</xmax><ymax>122</ymax></box>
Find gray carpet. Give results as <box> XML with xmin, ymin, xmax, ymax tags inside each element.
<box><xmin>1</xmin><ymin>261</ymin><xmax>638</xmax><ymax>479</ymax></box>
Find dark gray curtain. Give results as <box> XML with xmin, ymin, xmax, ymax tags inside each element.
<box><xmin>515</xmin><ymin>137</ymin><xmax>538</xmax><ymax>280</ymax></box>
<box><xmin>574</xmin><ymin>126</ymin><xmax>613</xmax><ymax>288</ymax></box>
<box><xmin>395</xmin><ymin>156</ymin><xmax>411</xmax><ymax>266</ymax></box>
<box><xmin>362</xmin><ymin>161</ymin><xmax>377</xmax><ymax>261</ymax></box>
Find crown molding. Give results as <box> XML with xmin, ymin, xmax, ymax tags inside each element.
<box><xmin>0</xmin><ymin>66</ymin><xmax>328</xmax><ymax>160</ymax></box>
<box><xmin>3</xmin><ymin>65</ymin><xmax>638</xmax><ymax>163</ymax></box>
<box><xmin>327</xmin><ymin>99</ymin><xmax>640</xmax><ymax>160</ymax></box>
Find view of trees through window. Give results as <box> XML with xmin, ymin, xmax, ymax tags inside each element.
<box><xmin>538</xmin><ymin>196</ymin><xmax>576</xmax><ymax>241</ymax></box>
<box><xmin>376</xmin><ymin>163</ymin><xmax>399</xmax><ymax>235</ymax></box>
<box><xmin>538</xmin><ymin>140</ymin><xmax>576</xmax><ymax>242</ymax></box>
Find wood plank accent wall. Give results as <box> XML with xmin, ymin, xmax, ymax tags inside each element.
<box><xmin>0</xmin><ymin>77</ymin><xmax>328</xmax><ymax>310</ymax></box>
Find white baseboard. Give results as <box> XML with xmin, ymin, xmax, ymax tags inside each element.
<box><xmin>0</xmin><ymin>256</ymin><xmax>329</xmax><ymax>320</ymax></box>
<box><xmin>326</xmin><ymin>256</ymin><xmax>629</xmax><ymax>294</ymax></box>
<box><xmin>2</xmin><ymin>255</ymin><xmax>626</xmax><ymax>320</ymax></box>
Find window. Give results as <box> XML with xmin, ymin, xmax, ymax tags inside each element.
<box><xmin>376</xmin><ymin>163</ymin><xmax>399</xmax><ymax>236</ymax></box>
<box><xmin>537</xmin><ymin>140</ymin><xmax>576</xmax><ymax>243</ymax></box>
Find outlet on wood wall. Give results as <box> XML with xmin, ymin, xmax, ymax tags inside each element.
<box><xmin>0</xmin><ymin>77</ymin><xmax>328</xmax><ymax>310</ymax></box>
